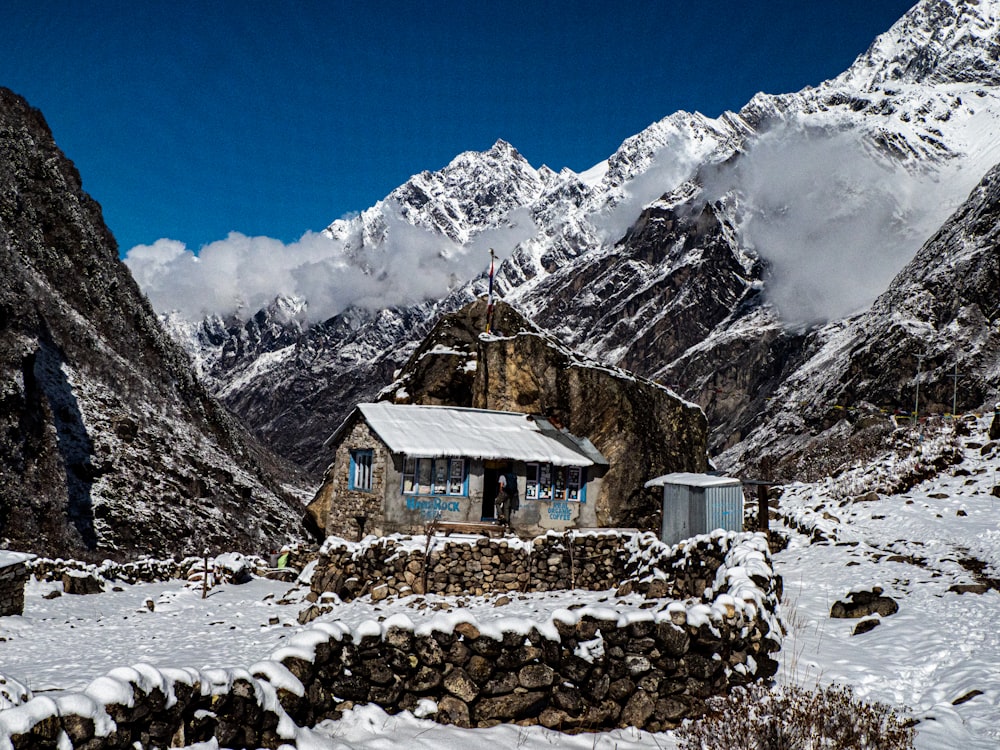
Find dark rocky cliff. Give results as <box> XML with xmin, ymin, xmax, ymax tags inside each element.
<box><xmin>0</xmin><ymin>88</ymin><xmax>306</xmax><ymax>558</ymax></box>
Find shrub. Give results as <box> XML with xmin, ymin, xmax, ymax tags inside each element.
<box><xmin>676</xmin><ymin>682</ymin><xmax>915</xmax><ymax>750</ymax></box>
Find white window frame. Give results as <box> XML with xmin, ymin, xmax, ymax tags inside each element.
<box><xmin>350</xmin><ymin>449</ymin><xmax>374</xmax><ymax>492</ymax></box>
<box><xmin>402</xmin><ymin>457</ymin><xmax>467</xmax><ymax>496</ymax></box>
<box><xmin>525</xmin><ymin>462</ymin><xmax>586</xmax><ymax>503</ymax></box>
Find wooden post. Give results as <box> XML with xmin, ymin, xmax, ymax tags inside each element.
<box><xmin>202</xmin><ymin>549</ymin><xmax>209</xmax><ymax>599</ymax></box>
<box><xmin>758</xmin><ymin>484</ymin><xmax>769</xmax><ymax>533</ymax></box>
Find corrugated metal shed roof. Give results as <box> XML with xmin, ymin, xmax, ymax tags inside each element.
<box><xmin>345</xmin><ymin>403</ymin><xmax>606</xmax><ymax>467</ymax></box>
<box><xmin>645</xmin><ymin>472</ymin><xmax>742</xmax><ymax>489</ymax></box>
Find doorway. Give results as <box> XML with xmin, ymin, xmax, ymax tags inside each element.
<box><xmin>482</xmin><ymin>465</ymin><xmax>500</xmax><ymax>521</ymax></box>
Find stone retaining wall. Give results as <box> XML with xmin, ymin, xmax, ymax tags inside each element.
<box><xmin>1</xmin><ymin>532</ymin><xmax>781</xmax><ymax>748</ymax></box>
<box><xmin>28</xmin><ymin>546</ymin><xmax>316</xmax><ymax>586</ymax></box>
<box><xmin>308</xmin><ymin>529</ymin><xmax>761</xmax><ymax>602</ymax></box>
<box><xmin>0</xmin><ymin>559</ymin><xmax>31</xmax><ymax>617</ymax></box>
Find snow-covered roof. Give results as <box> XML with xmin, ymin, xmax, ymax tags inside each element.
<box><xmin>645</xmin><ymin>472</ymin><xmax>741</xmax><ymax>489</ymax></box>
<box><xmin>350</xmin><ymin>403</ymin><xmax>606</xmax><ymax>467</ymax></box>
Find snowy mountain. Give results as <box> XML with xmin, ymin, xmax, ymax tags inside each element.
<box><xmin>0</xmin><ymin>88</ymin><xmax>308</xmax><ymax>558</ymax></box>
<box><xmin>156</xmin><ymin>0</ymin><xmax>1000</xmax><ymax>477</ymax></box>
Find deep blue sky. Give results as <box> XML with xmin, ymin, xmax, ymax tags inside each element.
<box><xmin>2</xmin><ymin>1</ymin><xmax>917</xmax><ymax>255</ymax></box>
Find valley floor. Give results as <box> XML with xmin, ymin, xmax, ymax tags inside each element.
<box><xmin>1</xmin><ymin>419</ymin><xmax>999</xmax><ymax>748</ymax></box>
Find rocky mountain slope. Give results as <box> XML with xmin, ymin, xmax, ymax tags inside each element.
<box><xmin>0</xmin><ymin>88</ymin><xmax>307</xmax><ymax>558</ymax></box>
<box><xmin>158</xmin><ymin>0</ymin><xmax>1000</xmax><ymax>479</ymax></box>
<box><xmin>726</xmin><ymin>158</ymin><xmax>1000</xmax><ymax>480</ymax></box>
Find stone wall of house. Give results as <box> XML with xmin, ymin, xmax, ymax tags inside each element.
<box><xmin>0</xmin><ymin>533</ymin><xmax>780</xmax><ymax>747</ymax></box>
<box><xmin>0</xmin><ymin>559</ymin><xmax>30</xmax><ymax>616</ymax></box>
<box><xmin>311</xmin><ymin>420</ymin><xmax>389</xmax><ymax>540</ymax></box>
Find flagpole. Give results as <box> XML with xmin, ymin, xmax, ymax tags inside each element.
<box><xmin>486</xmin><ymin>248</ymin><xmax>495</xmax><ymax>333</ymax></box>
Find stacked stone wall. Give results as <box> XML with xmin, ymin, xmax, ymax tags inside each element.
<box><xmin>0</xmin><ymin>561</ymin><xmax>30</xmax><ymax>616</ymax></box>
<box><xmin>1</xmin><ymin>532</ymin><xmax>781</xmax><ymax>748</ymax></box>
<box><xmin>27</xmin><ymin>545</ymin><xmax>317</xmax><ymax>587</ymax></box>
<box><xmin>308</xmin><ymin>529</ymin><xmax>758</xmax><ymax>602</ymax></box>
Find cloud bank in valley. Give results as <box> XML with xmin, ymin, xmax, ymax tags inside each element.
<box><xmin>127</xmin><ymin>120</ymin><xmax>975</xmax><ymax>330</ymax></box>
<box><xmin>706</xmin><ymin>124</ymin><xmax>969</xmax><ymax>326</ymax></box>
<box><xmin>125</xmin><ymin>208</ymin><xmax>537</xmax><ymax>323</ymax></box>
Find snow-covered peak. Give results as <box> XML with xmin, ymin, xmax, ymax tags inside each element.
<box><xmin>324</xmin><ymin>139</ymin><xmax>546</xmax><ymax>249</ymax></box>
<box><xmin>838</xmin><ymin>0</ymin><xmax>1000</xmax><ymax>90</ymax></box>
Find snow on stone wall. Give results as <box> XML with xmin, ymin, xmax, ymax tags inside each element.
<box><xmin>0</xmin><ymin>532</ymin><xmax>780</xmax><ymax>746</ymax></box>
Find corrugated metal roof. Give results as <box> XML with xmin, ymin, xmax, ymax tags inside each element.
<box><xmin>645</xmin><ymin>472</ymin><xmax>742</xmax><ymax>489</ymax></box>
<box><xmin>352</xmin><ymin>403</ymin><xmax>605</xmax><ymax>467</ymax></box>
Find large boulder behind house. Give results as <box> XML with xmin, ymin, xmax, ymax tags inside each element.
<box><xmin>360</xmin><ymin>299</ymin><xmax>708</xmax><ymax>530</ymax></box>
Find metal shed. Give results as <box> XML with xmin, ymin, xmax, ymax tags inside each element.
<box><xmin>645</xmin><ymin>472</ymin><xmax>744</xmax><ymax>546</ymax></box>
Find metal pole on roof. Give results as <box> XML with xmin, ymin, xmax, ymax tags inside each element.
<box><xmin>485</xmin><ymin>248</ymin><xmax>496</xmax><ymax>333</ymax></box>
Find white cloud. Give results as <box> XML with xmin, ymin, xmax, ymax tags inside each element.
<box><xmin>125</xmin><ymin>209</ymin><xmax>538</xmax><ymax>323</ymax></box>
<box><xmin>704</xmin><ymin>124</ymin><xmax>965</xmax><ymax>325</ymax></box>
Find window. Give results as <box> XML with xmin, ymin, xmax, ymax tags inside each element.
<box><xmin>402</xmin><ymin>457</ymin><xmax>467</xmax><ymax>496</ymax></box>
<box><xmin>349</xmin><ymin>449</ymin><xmax>373</xmax><ymax>491</ymax></box>
<box><xmin>525</xmin><ymin>463</ymin><xmax>586</xmax><ymax>502</ymax></box>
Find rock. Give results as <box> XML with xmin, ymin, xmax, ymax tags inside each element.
<box><xmin>645</xmin><ymin>578</ymin><xmax>670</xmax><ymax>599</ymax></box>
<box><xmin>482</xmin><ymin>671</ymin><xmax>519</xmax><ymax>696</ymax></box>
<box><xmin>297</xmin><ymin>604</ymin><xmax>331</xmax><ymax>625</ymax></box>
<box><xmin>620</xmin><ymin>690</ymin><xmax>655</xmax><ymax>728</ymax></box>
<box><xmin>853</xmin><ymin>618</ymin><xmax>881</xmax><ymax>635</ymax></box>
<box><xmin>952</xmin><ymin>689</ymin><xmax>983</xmax><ymax>706</ymax></box>
<box><xmin>437</xmin><ymin>696</ymin><xmax>471</xmax><ymax>727</ymax></box>
<box><xmin>553</xmin><ymin>685</ymin><xmax>585</xmax><ymax>714</ymax></box>
<box><xmin>655</xmin><ymin>696</ymin><xmax>690</xmax><ymax>723</ymax></box>
<box><xmin>59</xmin><ymin>714</ymin><xmax>95</xmax><ymax>745</ymax></box>
<box><xmin>415</xmin><ymin>635</ymin><xmax>444</xmax><ymax>666</ymax></box>
<box><xmin>474</xmin><ymin>690</ymin><xmax>547</xmax><ymax>723</ymax></box>
<box><xmin>518</xmin><ymin>664</ymin><xmax>555</xmax><ymax>689</ymax></box>
<box><xmin>466</xmin><ymin>655</ymin><xmax>494</xmax><ymax>684</ymax></box>
<box><xmin>443</xmin><ymin>668</ymin><xmax>479</xmax><ymax>702</ymax></box>
<box><xmin>454</xmin><ymin>621</ymin><xmax>481</xmax><ymax>639</ymax></box>
<box><xmin>538</xmin><ymin>706</ymin><xmax>574</xmax><ymax>729</ymax></box>
<box><xmin>608</xmin><ymin>678</ymin><xmax>636</xmax><ymax>702</ymax></box>
<box><xmin>830</xmin><ymin>588</ymin><xmax>899</xmax><ymax>619</ymax></box>
<box><xmin>949</xmin><ymin>583</ymin><xmax>989</xmax><ymax>595</ymax></box>
<box><xmin>61</xmin><ymin>571</ymin><xmax>103</xmax><ymax>595</ymax></box>
<box><xmin>405</xmin><ymin>667</ymin><xmax>442</xmax><ymax>693</ymax></box>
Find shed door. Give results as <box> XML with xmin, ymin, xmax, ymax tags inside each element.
<box><xmin>661</xmin><ymin>484</ymin><xmax>693</xmax><ymax>546</ymax></box>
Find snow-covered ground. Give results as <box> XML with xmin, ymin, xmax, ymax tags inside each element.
<box><xmin>1</xmin><ymin>416</ymin><xmax>998</xmax><ymax>748</ymax></box>
<box><xmin>773</xmin><ymin>415</ymin><xmax>1000</xmax><ymax>749</ymax></box>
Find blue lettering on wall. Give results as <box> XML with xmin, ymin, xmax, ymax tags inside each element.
<box><xmin>406</xmin><ymin>496</ymin><xmax>462</xmax><ymax>518</ymax></box>
<box><xmin>547</xmin><ymin>501</ymin><xmax>572</xmax><ymax>521</ymax></box>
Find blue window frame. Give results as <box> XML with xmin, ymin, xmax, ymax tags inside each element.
<box><xmin>401</xmin><ymin>457</ymin><xmax>468</xmax><ymax>496</ymax></box>
<box><xmin>349</xmin><ymin>449</ymin><xmax>374</xmax><ymax>491</ymax></box>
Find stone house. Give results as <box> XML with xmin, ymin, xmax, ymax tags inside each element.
<box><xmin>312</xmin><ymin>402</ymin><xmax>608</xmax><ymax>539</ymax></box>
